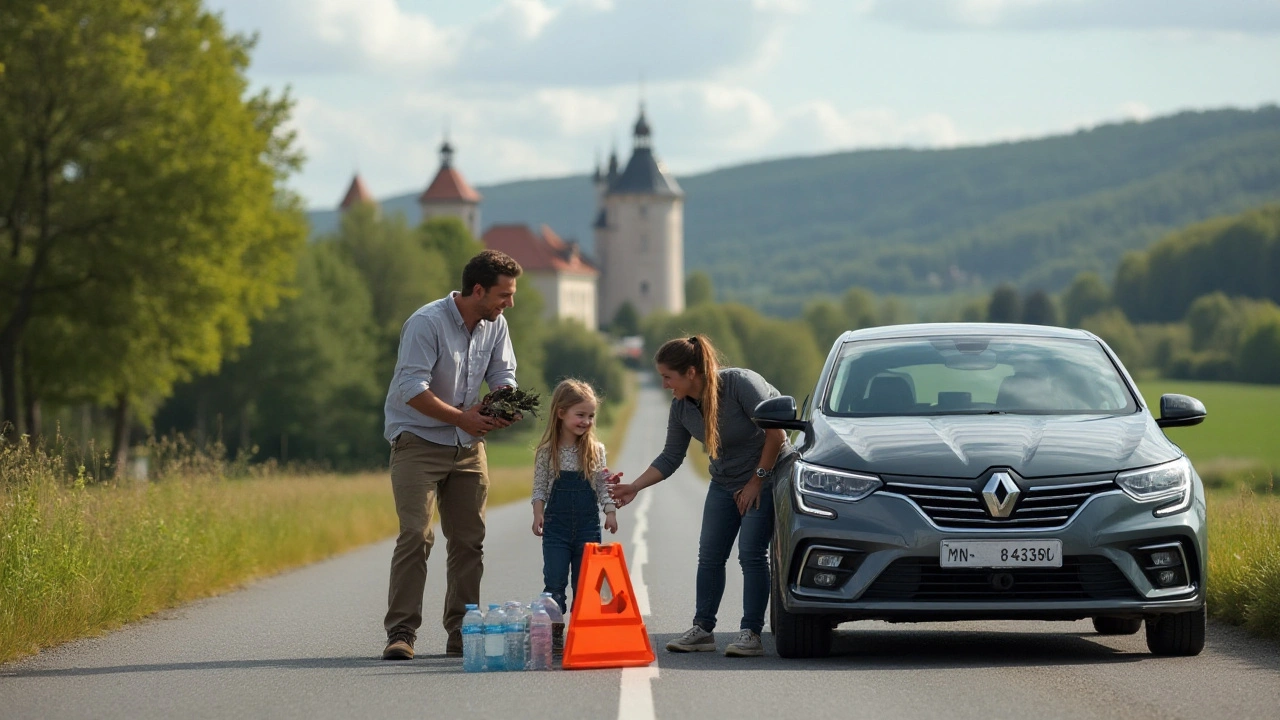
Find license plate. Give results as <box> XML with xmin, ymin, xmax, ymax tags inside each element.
<box><xmin>939</xmin><ymin>539</ymin><xmax>1062</xmax><ymax>568</ymax></box>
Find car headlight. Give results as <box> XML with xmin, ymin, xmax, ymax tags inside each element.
<box><xmin>796</xmin><ymin>460</ymin><xmax>882</xmax><ymax>504</ymax></box>
<box><xmin>1116</xmin><ymin>457</ymin><xmax>1193</xmax><ymax>517</ymax></box>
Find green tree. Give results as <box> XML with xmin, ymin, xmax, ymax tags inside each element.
<box><xmin>1238</xmin><ymin>313</ymin><xmax>1280</xmax><ymax>384</ymax></box>
<box><xmin>841</xmin><ymin>288</ymin><xmax>879</xmax><ymax>330</ymax></box>
<box><xmin>685</xmin><ymin>271</ymin><xmax>715</xmax><ymax>307</ymax></box>
<box><xmin>803</xmin><ymin>298</ymin><xmax>846</xmax><ymax>352</ymax></box>
<box><xmin>1062</xmin><ymin>272</ymin><xmax>1112</xmax><ymax>326</ymax></box>
<box><xmin>0</xmin><ymin>0</ymin><xmax>305</xmax><ymax>463</ymax></box>
<box><xmin>1022</xmin><ymin>290</ymin><xmax>1060</xmax><ymax>326</ymax></box>
<box><xmin>420</xmin><ymin>216</ymin><xmax>483</xmax><ymax>286</ymax></box>
<box><xmin>879</xmin><ymin>296</ymin><xmax>913</xmax><ymax>326</ymax></box>
<box><xmin>502</xmin><ymin>283</ymin><xmax>547</xmax><ymax>394</ymax></box>
<box><xmin>541</xmin><ymin>321</ymin><xmax>628</xmax><ymax>405</ymax></box>
<box><xmin>987</xmin><ymin>284</ymin><xmax>1022</xmax><ymax>323</ymax></box>
<box><xmin>610</xmin><ymin>301</ymin><xmax>641</xmax><ymax>337</ymax></box>
<box><xmin>1081</xmin><ymin>309</ymin><xmax>1144</xmax><ymax>370</ymax></box>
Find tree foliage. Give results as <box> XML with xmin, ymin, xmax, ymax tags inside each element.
<box><xmin>685</xmin><ymin>271</ymin><xmax>714</xmax><ymax>307</ymax></box>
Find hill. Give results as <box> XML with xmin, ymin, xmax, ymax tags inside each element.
<box><xmin>306</xmin><ymin>106</ymin><xmax>1280</xmax><ymax>316</ymax></box>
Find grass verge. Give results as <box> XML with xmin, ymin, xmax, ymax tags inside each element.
<box><xmin>1207</xmin><ymin>489</ymin><xmax>1280</xmax><ymax>640</ymax></box>
<box><xmin>1</xmin><ymin>441</ymin><xmax>395</xmax><ymax>664</ymax></box>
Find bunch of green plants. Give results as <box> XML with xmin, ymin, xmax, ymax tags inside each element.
<box><xmin>480</xmin><ymin>386</ymin><xmax>541</xmax><ymax>421</ymax></box>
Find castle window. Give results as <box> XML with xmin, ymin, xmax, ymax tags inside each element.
<box><xmin>640</xmin><ymin>234</ymin><xmax>649</xmax><ymax>252</ymax></box>
<box><xmin>640</xmin><ymin>281</ymin><xmax>649</xmax><ymax>296</ymax></box>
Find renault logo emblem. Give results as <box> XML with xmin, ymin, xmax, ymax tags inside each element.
<box><xmin>982</xmin><ymin>472</ymin><xmax>1021</xmax><ymax>518</ymax></box>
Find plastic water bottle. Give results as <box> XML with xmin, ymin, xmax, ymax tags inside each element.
<box><xmin>484</xmin><ymin>603</ymin><xmax>506</xmax><ymax>672</ymax></box>
<box><xmin>529</xmin><ymin>604</ymin><xmax>553</xmax><ymax>670</ymax></box>
<box><xmin>522</xmin><ymin>603</ymin><xmax>533</xmax><ymax>669</ymax></box>
<box><xmin>503</xmin><ymin>601</ymin><xmax>526</xmax><ymax>671</ymax></box>
<box><xmin>462</xmin><ymin>604</ymin><xmax>485</xmax><ymax>673</ymax></box>
<box><xmin>538</xmin><ymin>592</ymin><xmax>565</xmax><ymax>623</ymax></box>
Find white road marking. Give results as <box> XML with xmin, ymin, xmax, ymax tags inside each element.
<box><xmin>619</xmin><ymin>487</ymin><xmax>657</xmax><ymax>720</ymax></box>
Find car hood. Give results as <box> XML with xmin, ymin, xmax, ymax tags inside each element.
<box><xmin>803</xmin><ymin>412</ymin><xmax>1180</xmax><ymax>479</ymax></box>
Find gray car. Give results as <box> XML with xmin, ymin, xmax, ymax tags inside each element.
<box><xmin>754</xmin><ymin>323</ymin><xmax>1208</xmax><ymax>658</ymax></box>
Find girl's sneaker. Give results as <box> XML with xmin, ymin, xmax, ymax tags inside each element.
<box><xmin>552</xmin><ymin>622</ymin><xmax>565</xmax><ymax>654</ymax></box>
<box><xmin>724</xmin><ymin>629</ymin><xmax>764</xmax><ymax>657</ymax></box>
<box><xmin>665</xmin><ymin>626</ymin><xmax>716</xmax><ymax>652</ymax></box>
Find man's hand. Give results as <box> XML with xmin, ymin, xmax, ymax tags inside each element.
<box><xmin>532</xmin><ymin>509</ymin><xmax>545</xmax><ymax>537</ymax></box>
<box><xmin>604</xmin><ymin>511</ymin><xmax>618</xmax><ymax>534</ymax></box>
<box><xmin>457</xmin><ymin>403</ymin><xmax>511</xmax><ymax>437</ymax></box>
<box><xmin>609</xmin><ymin>482</ymin><xmax>639</xmax><ymax>509</ymax></box>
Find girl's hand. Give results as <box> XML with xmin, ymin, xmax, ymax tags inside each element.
<box><xmin>610</xmin><ymin>482</ymin><xmax>639</xmax><ymax>509</ymax></box>
<box><xmin>532</xmin><ymin>511</ymin><xmax>544</xmax><ymax>536</ymax></box>
<box><xmin>734</xmin><ymin>477</ymin><xmax>763</xmax><ymax>515</ymax></box>
<box><xmin>604</xmin><ymin>512</ymin><xmax>618</xmax><ymax>535</ymax></box>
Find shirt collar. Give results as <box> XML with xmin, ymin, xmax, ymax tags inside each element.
<box><xmin>448</xmin><ymin>291</ymin><xmax>484</xmax><ymax>330</ymax></box>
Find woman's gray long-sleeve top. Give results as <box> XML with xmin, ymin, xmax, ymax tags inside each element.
<box><xmin>650</xmin><ymin>367</ymin><xmax>793</xmax><ymax>491</ymax></box>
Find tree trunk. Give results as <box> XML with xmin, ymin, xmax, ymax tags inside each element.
<box><xmin>112</xmin><ymin>393</ymin><xmax>131</xmax><ymax>478</ymax></box>
<box><xmin>20</xmin><ymin>347</ymin><xmax>40</xmax><ymax>444</ymax></box>
<box><xmin>0</xmin><ymin>336</ymin><xmax>19</xmax><ymax>440</ymax></box>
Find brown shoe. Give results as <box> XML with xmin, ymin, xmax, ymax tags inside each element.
<box><xmin>382</xmin><ymin>632</ymin><xmax>415</xmax><ymax>660</ymax></box>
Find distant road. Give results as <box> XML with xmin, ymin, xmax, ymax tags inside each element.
<box><xmin>3</xmin><ymin>378</ymin><xmax>1279</xmax><ymax>719</ymax></box>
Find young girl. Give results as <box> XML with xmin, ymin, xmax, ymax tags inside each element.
<box><xmin>531</xmin><ymin>379</ymin><xmax>621</xmax><ymax>649</ymax></box>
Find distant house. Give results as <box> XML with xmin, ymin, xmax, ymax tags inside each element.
<box><xmin>483</xmin><ymin>224</ymin><xmax>599</xmax><ymax>329</ymax></box>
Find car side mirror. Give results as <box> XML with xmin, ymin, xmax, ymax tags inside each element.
<box><xmin>1157</xmin><ymin>394</ymin><xmax>1206</xmax><ymax>428</ymax></box>
<box><xmin>753</xmin><ymin>396</ymin><xmax>808</xmax><ymax>431</ymax></box>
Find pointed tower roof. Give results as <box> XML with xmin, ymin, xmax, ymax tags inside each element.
<box><xmin>609</xmin><ymin>106</ymin><xmax>682</xmax><ymax>197</ymax></box>
<box><xmin>338</xmin><ymin>173</ymin><xmax>377</xmax><ymax>210</ymax></box>
<box><xmin>420</xmin><ymin>138</ymin><xmax>482</xmax><ymax>204</ymax></box>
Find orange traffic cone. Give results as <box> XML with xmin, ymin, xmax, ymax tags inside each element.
<box><xmin>562</xmin><ymin>542</ymin><xmax>655</xmax><ymax>670</ymax></box>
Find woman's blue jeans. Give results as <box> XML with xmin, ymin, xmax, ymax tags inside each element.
<box><xmin>541</xmin><ymin>471</ymin><xmax>602</xmax><ymax>616</ymax></box>
<box><xmin>694</xmin><ymin>479</ymin><xmax>774</xmax><ymax>635</ymax></box>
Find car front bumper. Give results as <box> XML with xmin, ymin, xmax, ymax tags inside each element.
<box><xmin>772</xmin><ymin>480</ymin><xmax>1208</xmax><ymax>623</ymax></box>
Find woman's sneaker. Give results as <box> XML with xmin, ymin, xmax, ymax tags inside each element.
<box><xmin>724</xmin><ymin>629</ymin><xmax>764</xmax><ymax>657</ymax></box>
<box><xmin>665</xmin><ymin>626</ymin><xmax>716</xmax><ymax>652</ymax></box>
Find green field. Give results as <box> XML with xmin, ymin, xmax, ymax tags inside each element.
<box><xmin>1138</xmin><ymin>380</ymin><xmax>1280</xmax><ymax>485</ymax></box>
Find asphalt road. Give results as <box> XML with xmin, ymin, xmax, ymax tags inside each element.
<box><xmin>3</xmin><ymin>378</ymin><xmax>1279</xmax><ymax>719</ymax></box>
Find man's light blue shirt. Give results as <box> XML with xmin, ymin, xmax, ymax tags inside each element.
<box><xmin>383</xmin><ymin>292</ymin><xmax>518</xmax><ymax>447</ymax></box>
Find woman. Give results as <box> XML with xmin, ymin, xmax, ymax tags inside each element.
<box><xmin>610</xmin><ymin>335</ymin><xmax>792</xmax><ymax>657</ymax></box>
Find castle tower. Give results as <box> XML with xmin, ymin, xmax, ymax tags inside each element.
<box><xmin>419</xmin><ymin>138</ymin><xmax>482</xmax><ymax>238</ymax></box>
<box><xmin>338</xmin><ymin>173</ymin><xmax>378</xmax><ymax>215</ymax></box>
<box><xmin>594</xmin><ymin>107</ymin><xmax>684</xmax><ymax>326</ymax></box>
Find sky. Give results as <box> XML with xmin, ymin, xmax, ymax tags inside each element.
<box><xmin>206</xmin><ymin>0</ymin><xmax>1280</xmax><ymax>210</ymax></box>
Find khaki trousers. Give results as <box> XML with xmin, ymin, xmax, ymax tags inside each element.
<box><xmin>384</xmin><ymin>433</ymin><xmax>488</xmax><ymax>647</ymax></box>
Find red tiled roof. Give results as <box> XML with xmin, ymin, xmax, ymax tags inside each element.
<box><xmin>339</xmin><ymin>174</ymin><xmax>377</xmax><ymax>209</ymax></box>
<box><xmin>482</xmin><ymin>224</ymin><xmax>598</xmax><ymax>276</ymax></box>
<box><xmin>420</xmin><ymin>166</ymin><xmax>482</xmax><ymax>204</ymax></box>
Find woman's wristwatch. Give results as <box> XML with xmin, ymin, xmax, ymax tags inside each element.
<box><xmin>755</xmin><ymin>467</ymin><xmax>774</xmax><ymax>479</ymax></box>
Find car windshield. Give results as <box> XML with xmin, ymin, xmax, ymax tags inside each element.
<box><xmin>823</xmin><ymin>335</ymin><xmax>1138</xmax><ymax>416</ymax></box>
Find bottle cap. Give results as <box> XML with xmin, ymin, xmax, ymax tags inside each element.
<box><xmin>465</xmin><ymin>603</ymin><xmax>478</xmax><ymax>609</ymax></box>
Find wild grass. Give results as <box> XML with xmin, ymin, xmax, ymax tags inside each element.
<box><xmin>0</xmin><ymin>438</ymin><xmax>396</xmax><ymax>664</ymax></box>
<box><xmin>1207</xmin><ymin>489</ymin><xmax>1280</xmax><ymax>640</ymax></box>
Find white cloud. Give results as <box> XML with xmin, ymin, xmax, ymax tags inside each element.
<box><xmin>859</xmin><ymin>0</ymin><xmax>1280</xmax><ymax>35</ymax></box>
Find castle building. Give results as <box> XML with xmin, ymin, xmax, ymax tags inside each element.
<box><xmin>419</xmin><ymin>139</ymin><xmax>482</xmax><ymax>238</ymax></box>
<box><xmin>593</xmin><ymin>106</ymin><xmax>685</xmax><ymax>325</ymax></box>
<box><xmin>483</xmin><ymin>224</ymin><xmax>599</xmax><ymax>329</ymax></box>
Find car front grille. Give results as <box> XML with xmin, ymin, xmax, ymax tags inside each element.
<box><xmin>860</xmin><ymin>556</ymin><xmax>1139</xmax><ymax>602</ymax></box>
<box><xmin>882</xmin><ymin>478</ymin><xmax>1116</xmax><ymax>529</ymax></box>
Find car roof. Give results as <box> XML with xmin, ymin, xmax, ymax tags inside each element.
<box><xmin>836</xmin><ymin>323</ymin><xmax>1094</xmax><ymax>344</ymax></box>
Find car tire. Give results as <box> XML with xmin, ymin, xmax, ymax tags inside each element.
<box><xmin>1092</xmin><ymin>616</ymin><xmax>1143</xmax><ymax>635</ymax></box>
<box><xmin>1144</xmin><ymin>606</ymin><xmax>1206</xmax><ymax>656</ymax></box>
<box><xmin>770</xmin><ymin>577</ymin><xmax>832</xmax><ymax>659</ymax></box>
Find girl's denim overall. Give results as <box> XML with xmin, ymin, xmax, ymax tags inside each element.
<box><xmin>541</xmin><ymin>470</ymin><xmax>602</xmax><ymax>615</ymax></box>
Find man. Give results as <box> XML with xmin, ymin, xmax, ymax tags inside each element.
<box><xmin>381</xmin><ymin>249</ymin><xmax>523</xmax><ymax>660</ymax></box>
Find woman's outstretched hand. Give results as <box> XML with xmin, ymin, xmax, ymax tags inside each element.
<box><xmin>610</xmin><ymin>482</ymin><xmax>639</xmax><ymax>509</ymax></box>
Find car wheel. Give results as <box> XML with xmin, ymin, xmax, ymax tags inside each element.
<box><xmin>1144</xmin><ymin>606</ymin><xmax>1206</xmax><ymax>656</ymax></box>
<box><xmin>1092</xmin><ymin>616</ymin><xmax>1143</xmax><ymax>635</ymax></box>
<box><xmin>770</xmin><ymin>575</ymin><xmax>832</xmax><ymax>659</ymax></box>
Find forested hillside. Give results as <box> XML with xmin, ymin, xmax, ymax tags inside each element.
<box><xmin>307</xmin><ymin>107</ymin><xmax>1280</xmax><ymax>316</ymax></box>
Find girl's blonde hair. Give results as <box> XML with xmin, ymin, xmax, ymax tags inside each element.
<box><xmin>537</xmin><ymin>378</ymin><xmax>606</xmax><ymax>483</ymax></box>
<box><xmin>654</xmin><ymin>334</ymin><xmax>722</xmax><ymax>458</ymax></box>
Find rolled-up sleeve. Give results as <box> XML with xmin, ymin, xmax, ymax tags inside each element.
<box><xmin>395</xmin><ymin>315</ymin><xmax>437</xmax><ymax>403</ymax></box>
<box><xmin>485</xmin><ymin>318</ymin><xmax>518</xmax><ymax>390</ymax></box>
<box><xmin>650</xmin><ymin>401</ymin><xmax>692</xmax><ymax>479</ymax></box>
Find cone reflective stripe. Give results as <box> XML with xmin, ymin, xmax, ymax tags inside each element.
<box><xmin>562</xmin><ymin>543</ymin><xmax>655</xmax><ymax>669</ymax></box>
